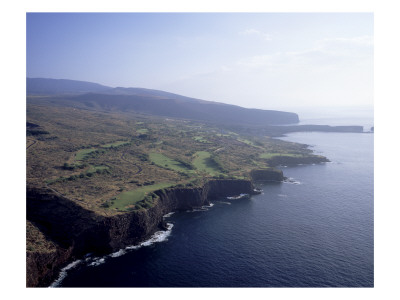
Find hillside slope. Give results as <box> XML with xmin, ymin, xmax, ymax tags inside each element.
<box><xmin>27</xmin><ymin>78</ymin><xmax>299</xmax><ymax>125</ymax></box>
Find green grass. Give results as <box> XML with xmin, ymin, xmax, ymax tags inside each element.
<box><xmin>193</xmin><ymin>136</ymin><xmax>210</xmax><ymax>143</ymax></box>
<box><xmin>87</xmin><ymin>165</ymin><xmax>109</xmax><ymax>173</ymax></box>
<box><xmin>237</xmin><ymin>138</ymin><xmax>263</xmax><ymax>148</ymax></box>
<box><xmin>149</xmin><ymin>152</ymin><xmax>193</xmax><ymax>173</ymax></box>
<box><xmin>110</xmin><ymin>182</ymin><xmax>173</xmax><ymax>210</ymax></box>
<box><xmin>101</xmin><ymin>141</ymin><xmax>130</xmax><ymax>148</ymax></box>
<box><xmin>259</xmin><ymin>152</ymin><xmax>303</xmax><ymax>159</ymax></box>
<box><xmin>136</xmin><ymin>128</ymin><xmax>149</xmax><ymax>134</ymax></box>
<box><xmin>192</xmin><ymin>151</ymin><xmax>221</xmax><ymax>176</ymax></box>
<box><xmin>75</xmin><ymin>148</ymin><xmax>98</xmax><ymax>161</ymax></box>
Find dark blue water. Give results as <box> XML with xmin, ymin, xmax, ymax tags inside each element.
<box><xmin>54</xmin><ymin>130</ymin><xmax>373</xmax><ymax>287</ymax></box>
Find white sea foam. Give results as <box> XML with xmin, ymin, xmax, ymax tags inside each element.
<box><xmin>163</xmin><ymin>212</ymin><xmax>175</xmax><ymax>218</ymax></box>
<box><xmin>49</xmin><ymin>222</ymin><xmax>174</xmax><ymax>287</ymax></box>
<box><xmin>49</xmin><ymin>259</ymin><xmax>82</xmax><ymax>287</ymax></box>
<box><xmin>227</xmin><ymin>193</ymin><xmax>250</xmax><ymax>200</ymax></box>
<box><xmin>283</xmin><ymin>177</ymin><xmax>301</xmax><ymax>185</ymax></box>
<box><xmin>109</xmin><ymin>249</ymin><xmax>126</xmax><ymax>258</ymax></box>
<box><xmin>125</xmin><ymin>244</ymin><xmax>140</xmax><ymax>250</ymax></box>
<box><xmin>89</xmin><ymin>257</ymin><xmax>106</xmax><ymax>266</ymax></box>
<box><xmin>278</xmin><ymin>194</ymin><xmax>288</xmax><ymax>197</ymax></box>
<box><xmin>218</xmin><ymin>201</ymin><xmax>232</xmax><ymax>205</ymax></box>
<box><xmin>140</xmin><ymin>223</ymin><xmax>174</xmax><ymax>246</ymax></box>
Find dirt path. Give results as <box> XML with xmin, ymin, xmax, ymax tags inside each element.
<box><xmin>121</xmin><ymin>151</ymin><xmax>142</xmax><ymax>175</ymax></box>
<box><xmin>26</xmin><ymin>139</ymin><xmax>37</xmax><ymax>150</ymax></box>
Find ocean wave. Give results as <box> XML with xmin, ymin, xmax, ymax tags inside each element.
<box><xmin>49</xmin><ymin>259</ymin><xmax>82</xmax><ymax>287</ymax></box>
<box><xmin>163</xmin><ymin>212</ymin><xmax>175</xmax><ymax>218</ymax></box>
<box><xmin>49</xmin><ymin>223</ymin><xmax>174</xmax><ymax>287</ymax></box>
<box><xmin>283</xmin><ymin>177</ymin><xmax>301</xmax><ymax>185</ymax></box>
<box><xmin>89</xmin><ymin>257</ymin><xmax>106</xmax><ymax>266</ymax></box>
<box><xmin>139</xmin><ymin>223</ymin><xmax>173</xmax><ymax>247</ymax></box>
<box><xmin>109</xmin><ymin>249</ymin><xmax>126</xmax><ymax>258</ymax></box>
<box><xmin>218</xmin><ymin>201</ymin><xmax>232</xmax><ymax>205</ymax></box>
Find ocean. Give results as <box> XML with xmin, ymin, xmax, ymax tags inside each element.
<box><xmin>52</xmin><ymin>110</ymin><xmax>374</xmax><ymax>287</ymax></box>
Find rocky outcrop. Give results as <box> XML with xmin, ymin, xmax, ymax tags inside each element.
<box><xmin>26</xmin><ymin>179</ymin><xmax>255</xmax><ymax>287</ymax></box>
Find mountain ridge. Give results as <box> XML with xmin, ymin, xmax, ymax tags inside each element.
<box><xmin>26</xmin><ymin>77</ymin><xmax>300</xmax><ymax>125</ymax></box>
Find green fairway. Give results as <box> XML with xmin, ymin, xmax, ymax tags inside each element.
<box><xmin>136</xmin><ymin>128</ymin><xmax>149</xmax><ymax>134</ymax></box>
<box><xmin>149</xmin><ymin>152</ymin><xmax>193</xmax><ymax>173</ymax></box>
<box><xmin>237</xmin><ymin>138</ymin><xmax>263</xmax><ymax>148</ymax></box>
<box><xmin>75</xmin><ymin>148</ymin><xmax>98</xmax><ymax>161</ymax></box>
<box><xmin>192</xmin><ymin>151</ymin><xmax>221</xmax><ymax>176</ymax></box>
<box><xmin>110</xmin><ymin>182</ymin><xmax>173</xmax><ymax>210</ymax></box>
<box><xmin>87</xmin><ymin>165</ymin><xmax>109</xmax><ymax>173</ymax></box>
<box><xmin>101</xmin><ymin>141</ymin><xmax>130</xmax><ymax>148</ymax></box>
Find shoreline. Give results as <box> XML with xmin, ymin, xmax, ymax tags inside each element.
<box><xmin>27</xmin><ymin>158</ymin><xmax>327</xmax><ymax>287</ymax></box>
<box><xmin>27</xmin><ymin>178</ymin><xmax>260</xmax><ymax>287</ymax></box>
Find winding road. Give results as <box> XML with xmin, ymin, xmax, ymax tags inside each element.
<box><xmin>121</xmin><ymin>151</ymin><xmax>142</xmax><ymax>175</ymax></box>
<box><xmin>26</xmin><ymin>139</ymin><xmax>37</xmax><ymax>150</ymax></box>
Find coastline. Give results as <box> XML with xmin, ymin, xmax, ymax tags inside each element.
<box><xmin>27</xmin><ymin>178</ymin><xmax>258</xmax><ymax>287</ymax></box>
<box><xmin>27</xmin><ymin>159</ymin><xmax>327</xmax><ymax>287</ymax></box>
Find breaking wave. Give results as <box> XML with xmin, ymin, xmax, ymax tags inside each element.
<box><xmin>217</xmin><ymin>201</ymin><xmax>232</xmax><ymax>205</ymax></box>
<box><xmin>283</xmin><ymin>177</ymin><xmax>301</xmax><ymax>185</ymax></box>
<box><xmin>49</xmin><ymin>260</ymin><xmax>82</xmax><ymax>287</ymax></box>
<box><xmin>49</xmin><ymin>222</ymin><xmax>174</xmax><ymax>287</ymax></box>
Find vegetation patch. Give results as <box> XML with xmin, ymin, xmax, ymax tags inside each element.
<box><xmin>27</xmin><ymin>129</ymin><xmax>50</xmax><ymax>136</ymax></box>
<box><xmin>87</xmin><ymin>164</ymin><xmax>109</xmax><ymax>173</ymax></box>
<box><xmin>75</xmin><ymin>148</ymin><xmax>98</xmax><ymax>161</ymax></box>
<box><xmin>237</xmin><ymin>138</ymin><xmax>264</xmax><ymax>148</ymax></box>
<box><xmin>259</xmin><ymin>152</ymin><xmax>303</xmax><ymax>159</ymax></box>
<box><xmin>192</xmin><ymin>151</ymin><xmax>224</xmax><ymax>176</ymax></box>
<box><xmin>136</xmin><ymin>128</ymin><xmax>149</xmax><ymax>134</ymax></box>
<box><xmin>149</xmin><ymin>152</ymin><xmax>193</xmax><ymax>173</ymax></box>
<box><xmin>193</xmin><ymin>136</ymin><xmax>210</xmax><ymax>143</ymax></box>
<box><xmin>109</xmin><ymin>182</ymin><xmax>173</xmax><ymax>210</ymax></box>
<box><xmin>101</xmin><ymin>141</ymin><xmax>130</xmax><ymax>148</ymax></box>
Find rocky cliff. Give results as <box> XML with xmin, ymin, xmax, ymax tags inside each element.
<box><xmin>26</xmin><ymin>179</ymin><xmax>256</xmax><ymax>287</ymax></box>
<box><xmin>249</xmin><ymin>168</ymin><xmax>284</xmax><ymax>182</ymax></box>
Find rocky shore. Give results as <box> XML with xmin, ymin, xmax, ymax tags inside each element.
<box><xmin>26</xmin><ymin>162</ymin><xmax>322</xmax><ymax>287</ymax></box>
<box><xmin>26</xmin><ymin>178</ymin><xmax>265</xmax><ymax>287</ymax></box>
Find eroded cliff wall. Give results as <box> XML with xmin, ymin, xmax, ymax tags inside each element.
<box><xmin>26</xmin><ymin>179</ymin><xmax>255</xmax><ymax>287</ymax></box>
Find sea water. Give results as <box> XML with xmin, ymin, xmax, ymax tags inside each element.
<box><xmin>55</xmin><ymin>113</ymin><xmax>374</xmax><ymax>287</ymax></box>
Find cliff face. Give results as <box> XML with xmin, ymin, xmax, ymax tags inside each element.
<box><xmin>26</xmin><ymin>179</ymin><xmax>255</xmax><ymax>287</ymax></box>
<box><xmin>249</xmin><ymin>168</ymin><xmax>284</xmax><ymax>182</ymax></box>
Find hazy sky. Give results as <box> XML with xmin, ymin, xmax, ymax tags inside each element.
<box><xmin>27</xmin><ymin>13</ymin><xmax>373</xmax><ymax>110</ymax></box>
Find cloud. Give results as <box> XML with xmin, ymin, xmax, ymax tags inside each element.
<box><xmin>239</xmin><ymin>28</ymin><xmax>272</xmax><ymax>41</ymax></box>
